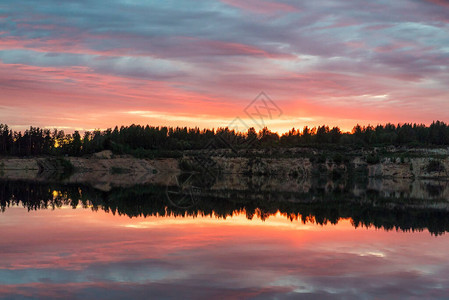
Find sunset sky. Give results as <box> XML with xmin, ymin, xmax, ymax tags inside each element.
<box><xmin>1</xmin><ymin>0</ymin><xmax>448</xmax><ymax>133</ymax></box>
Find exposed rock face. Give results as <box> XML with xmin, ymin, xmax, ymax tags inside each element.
<box><xmin>368</xmin><ymin>157</ymin><xmax>449</xmax><ymax>179</ymax></box>
<box><xmin>184</xmin><ymin>154</ymin><xmax>448</xmax><ymax>179</ymax></box>
<box><xmin>212</xmin><ymin>157</ymin><xmax>313</xmax><ymax>176</ymax></box>
<box><xmin>92</xmin><ymin>150</ymin><xmax>113</xmax><ymax>159</ymax></box>
<box><xmin>1</xmin><ymin>150</ymin><xmax>449</xmax><ymax>192</ymax></box>
<box><xmin>68</xmin><ymin>156</ymin><xmax>155</xmax><ymax>173</ymax></box>
<box><xmin>0</xmin><ymin>158</ymin><xmax>39</xmax><ymax>171</ymax></box>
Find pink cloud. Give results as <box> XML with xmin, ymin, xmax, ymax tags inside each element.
<box><xmin>190</xmin><ymin>38</ymin><xmax>294</xmax><ymax>58</ymax></box>
<box><xmin>221</xmin><ymin>0</ymin><xmax>299</xmax><ymax>14</ymax></box>
<box><xmin>425</xmin><ymin>0</ymin><xmax>449</xmax><ymax>8</ymax></box>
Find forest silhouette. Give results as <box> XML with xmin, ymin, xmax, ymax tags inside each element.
<box><xmin>1</xmin><ymin>179</ymin><xmax>448</xmax><ymax>236</ymax></box>
<box><xmin>0</xmin><ymin>121</ymin><xmax>448</xmax><ymax>157</ymax></box>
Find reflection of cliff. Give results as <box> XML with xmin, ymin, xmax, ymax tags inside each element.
<box><xmin>0</xmin><ymin>156</ymin><xmax>179</xmax><ymax>190</ymax></box>
<box><xmin>206</xmin><ymin>173</ymin><xmax>449</xmax><ymax>201</ymax></box>
<box><xmin>1</xmin><ymin>178</ymin><xmax>449</xmax><ymax>236</ymax></box>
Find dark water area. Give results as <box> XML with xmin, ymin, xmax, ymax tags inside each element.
<box><xmin>1</xmin><ymin>176</ymin><xmax>449</xmax><ymax>299</ymax></box>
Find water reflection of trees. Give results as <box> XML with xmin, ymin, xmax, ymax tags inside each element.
<box><xmin>1</xmin><ymin>180</ymin><xmax>449</xmax><ymax>236</ymax></box>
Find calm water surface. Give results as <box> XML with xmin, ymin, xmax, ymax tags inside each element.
<box><xmin>1</xmin><ymin>177</ymin><xmax>449</xmax><ymax>299</ymax></box>
<box><xmin>1</xmin><ymin>205</ymin><xmax>449</xmax><ymax>299</ymax></box>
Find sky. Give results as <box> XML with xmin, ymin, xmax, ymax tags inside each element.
<box><xmin>0</xmin><ymin>0</ymin><xmax>448</xmax><ymax>133</ymax></box>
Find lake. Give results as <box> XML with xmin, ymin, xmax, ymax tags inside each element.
<box><xmin>0</xmin><ymin>177</ymin><xmax>449</xmax><ymax>299</ymax></box>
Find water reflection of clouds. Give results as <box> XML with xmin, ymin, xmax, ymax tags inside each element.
<box><xmin>0</xmin><ymin>207</ymin><xmax>449</xmax><ymax>299</ymax></box>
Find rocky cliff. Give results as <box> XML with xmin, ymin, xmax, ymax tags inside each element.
<box><xmin>1</xmin><ymin>149</ymin><xmax>448</xmax><ymax>191</ymax></box>
<box><xmin>182</xmin><ymin>152</ymin><xmax>449</xmax><ymax>179</ymax></box>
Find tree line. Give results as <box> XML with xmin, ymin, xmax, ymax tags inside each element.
<box><xmin>0</xmin><ymin>121</ymin><xmax>449</xmax><ymax>157</ymax></box>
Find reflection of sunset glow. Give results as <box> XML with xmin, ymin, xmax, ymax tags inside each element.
<box><xmin>122</xmin><ymin>211</ymin><xmax>319</xmax><ymax>231</ymax></box>
<box><xmin>1</xmin><ymin>205</ymin><xmax>449</xmax><ymax>298</ymax></box>
<box><xmin>68</xmin><ymin>205</ymin><xmax>353</xmax><ymax>231</ymax></box>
